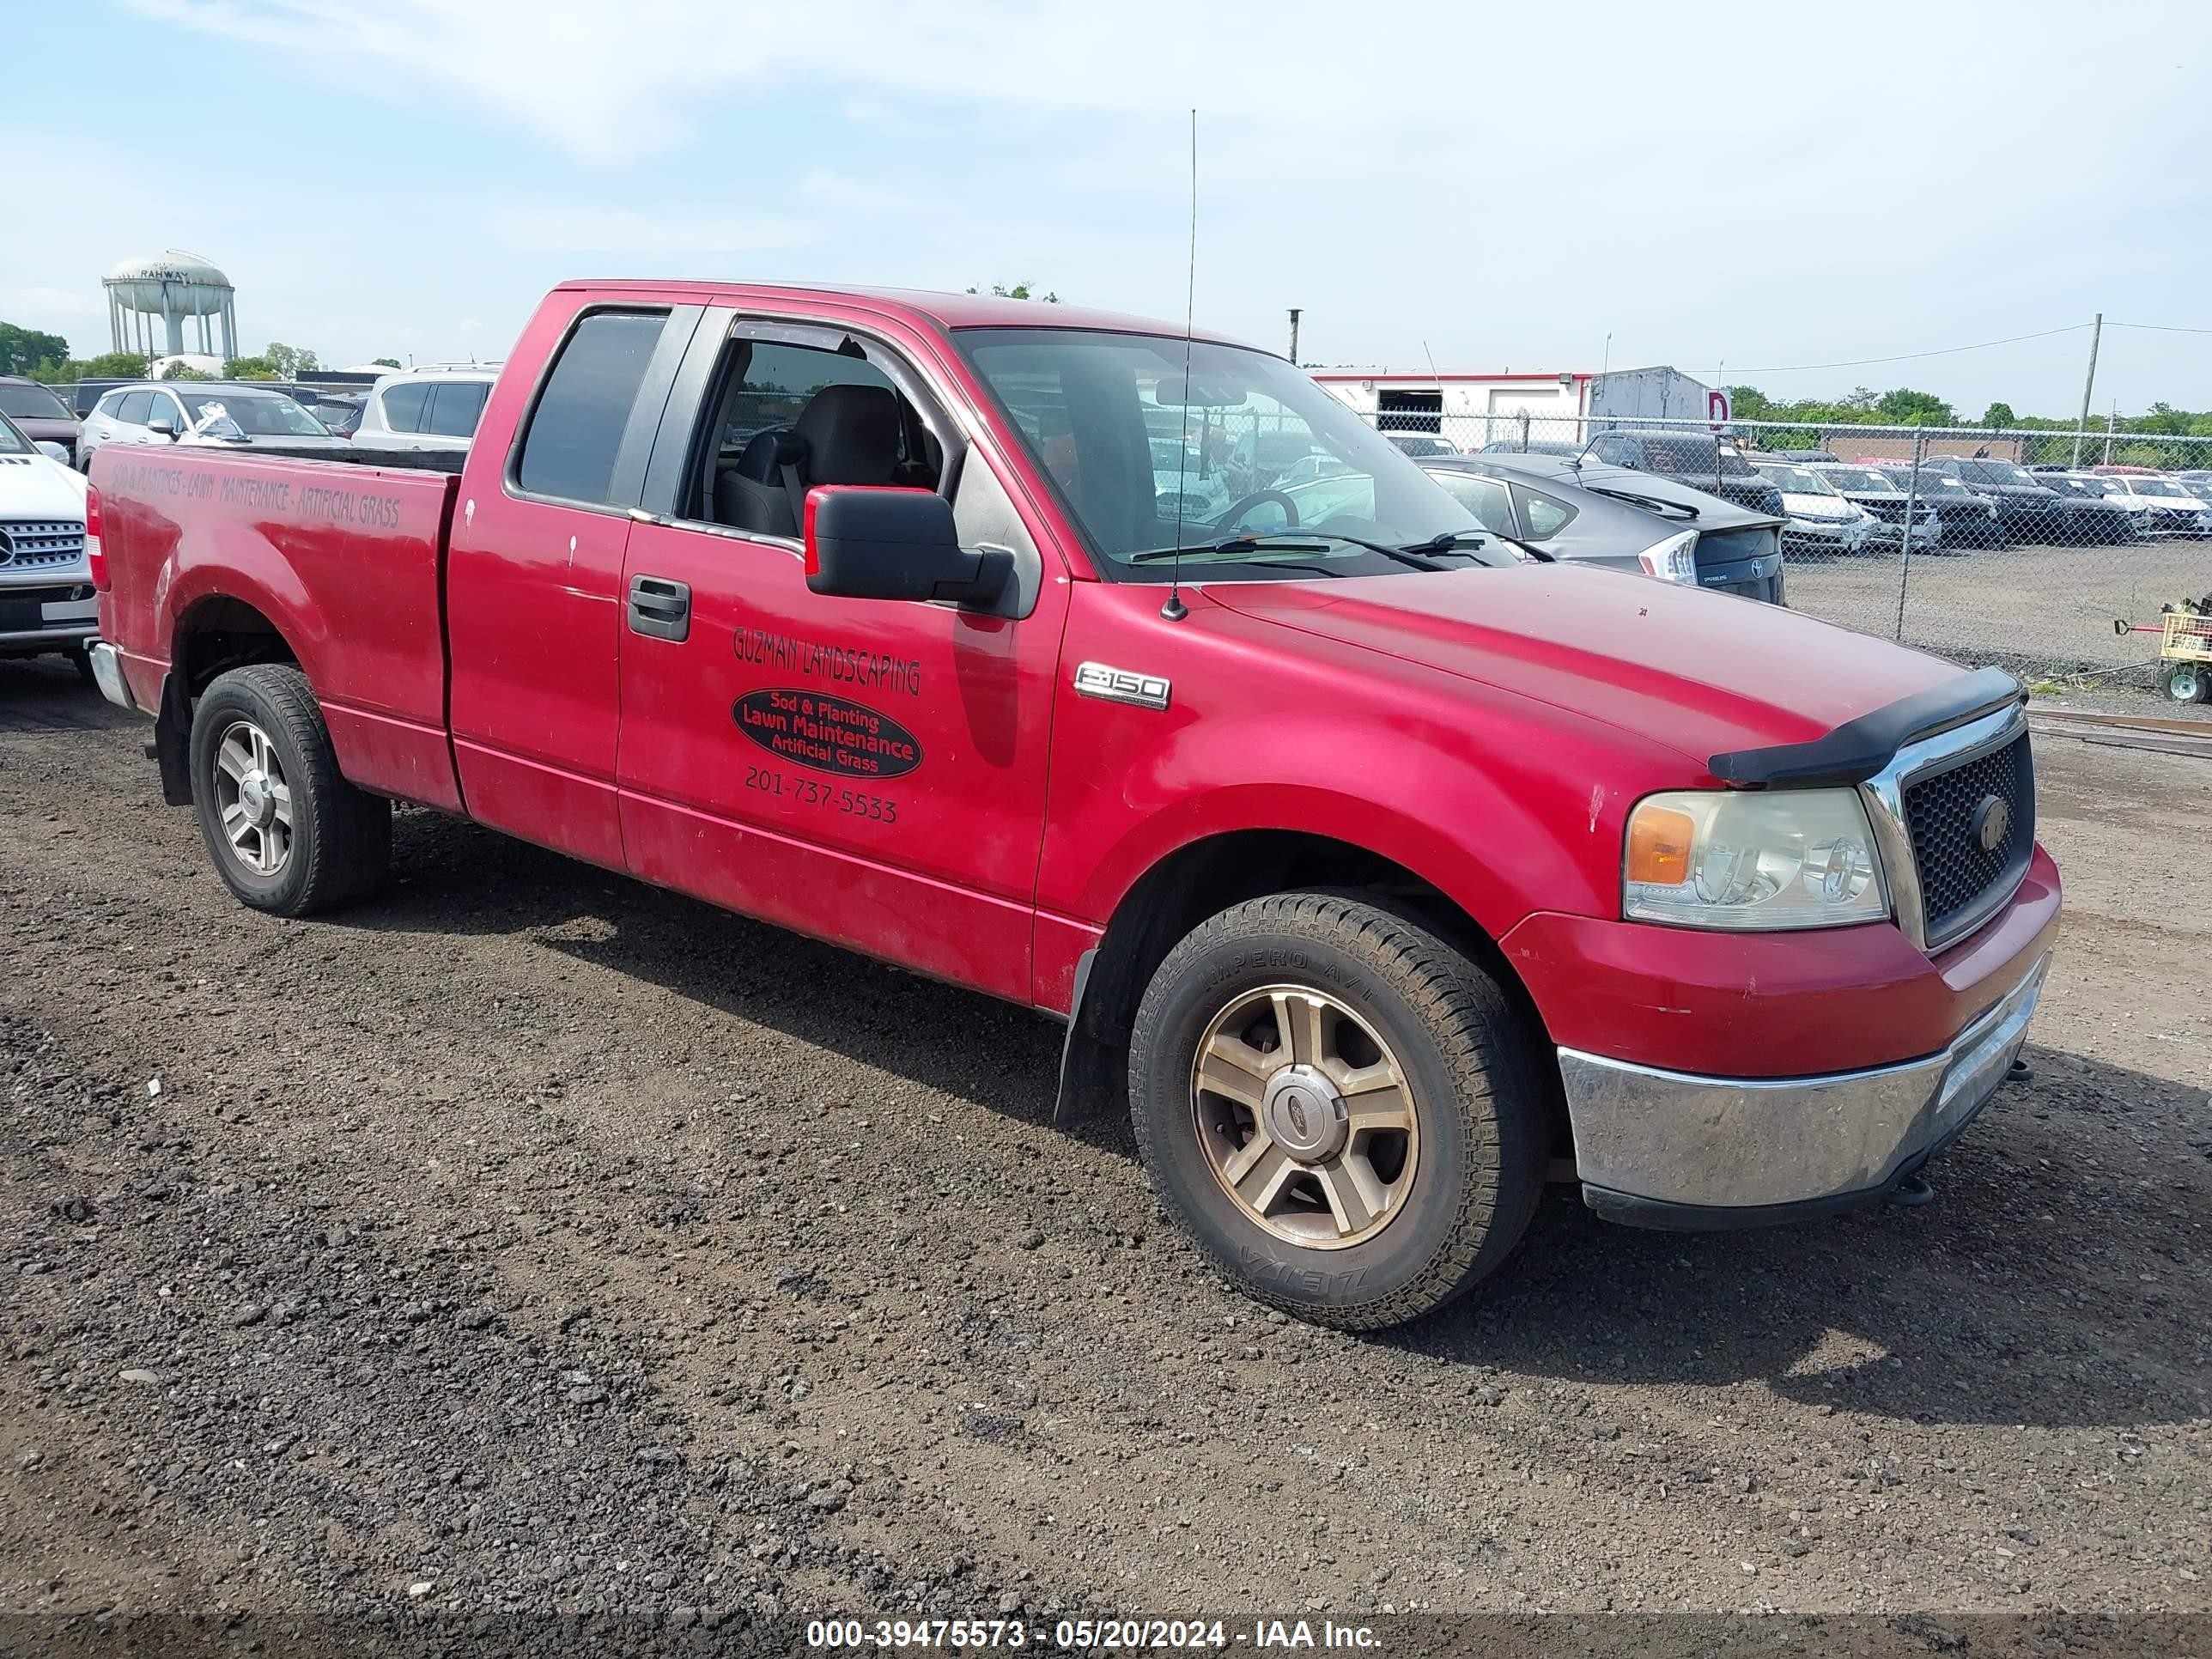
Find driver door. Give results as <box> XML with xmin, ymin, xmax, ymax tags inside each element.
<box><xmin>614</xmin><ymin>312</ymin><xmax>1069</xmax><ymax>1004</ymax></box>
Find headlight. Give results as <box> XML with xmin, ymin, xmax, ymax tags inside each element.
<box><xmin>1624</xmin><ymin>789</ymin><xmax>1887</xmax><ymax>930</ymax></box>
<box><xmin>1637</xmin><ymin>529</ymin><xmax>1698</xmax><ymax>584</ymax></box>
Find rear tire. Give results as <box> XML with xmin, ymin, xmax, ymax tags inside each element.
<box><xmin>1128</xmin><ymin>891</ymin><xmax>1548</xmax><ymax>1331</ymax></box>
<box><xmin>2165</xmin><ymin>662</ymin><xmax>2209</xmax><ymax>705</ymax></box>
<box><xmin>189</xmin><ymin>664</ymin><xmax>391</xmax><ymax>916</ymax></box>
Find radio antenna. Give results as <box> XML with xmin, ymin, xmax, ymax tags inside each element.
<box><xmin>1162</xmin><ymin>107</ymin><xmax>1198</xmax><ymax>623</ymax></box>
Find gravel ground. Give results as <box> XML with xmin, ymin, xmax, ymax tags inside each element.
<box><xmin>3</xmin><ymin>655</ymin><xmax>2209</xmax><ymax>1641</ymax></box>
<box><xmin>1786</xmin><ymin>537</ymin><xmax>2209</xmax><ymax>678</ymax></box>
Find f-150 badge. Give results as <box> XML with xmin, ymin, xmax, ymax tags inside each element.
<box><xmin>1074</xmin><ymin>661</ymin><xmax>1170</xmax><ymax>711</ymax></box>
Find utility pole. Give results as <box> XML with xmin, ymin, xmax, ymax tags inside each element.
<box><xmin>2070</xmin><ymin>312</ymin><xmax>2102</xmax><ymax>467</ymax></box>
<box><xmin>1286</xmin><ymin>308</ymin><xmax>1302</xmax><ymax>365</ymax></box>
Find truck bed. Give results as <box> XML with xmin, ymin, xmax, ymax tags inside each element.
<box><xmin>94</xmin><ymin>444</ymin><xmax>465</xmax><ymax>811</ymax></box>
<box><xmin>225</xmin><ymin>443</ymin><xmax>470</xmax><ymax>475</ymax></box>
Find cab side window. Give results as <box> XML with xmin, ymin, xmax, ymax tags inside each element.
<box><xmin>515</xmin><ymin>309</ymin><xmax>670</xmax><ymax>506</ymax></box>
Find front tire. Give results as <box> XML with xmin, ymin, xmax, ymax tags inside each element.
<box><xmin>2165</xmin><ymin>661</ymin><xmax>2209</xmax><ymax>704</ymax></box>
<box><xmin>1128</xmin><ymin>892</ymin><xmax>1548</xmax><ymax>1331</ymax></box>
<box><xmin>189</xmin><ymin>664</ymin><xmax>391</xmax><ymax>916</ymax></box>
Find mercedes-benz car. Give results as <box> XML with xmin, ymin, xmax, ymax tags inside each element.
<box><xmin>0</xmin><ymin>409</ymin><xmax>95</xmax><ymax>672</ymax></box>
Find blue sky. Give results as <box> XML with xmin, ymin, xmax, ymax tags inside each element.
<box><xmin>7</xmin><ymin>0</ymin><xmax>2209</xmax><ymax>416</ymax></box>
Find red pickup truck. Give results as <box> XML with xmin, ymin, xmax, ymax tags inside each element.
<box><xmin>84</xmin><ymin>282</ymin><xmax>2058</xmax><ymax>1329</ymax></box>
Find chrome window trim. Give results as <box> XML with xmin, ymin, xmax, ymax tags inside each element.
<box><xmin>1857</xmin><ymin>702</ymin><xmax>2028</xmax><ymax>952</ymax></box>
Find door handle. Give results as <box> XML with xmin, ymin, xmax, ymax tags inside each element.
<box><xmin>628</xmin><ymin>574</ymin><xmax>691</xmax><ymax>642</ymax></box>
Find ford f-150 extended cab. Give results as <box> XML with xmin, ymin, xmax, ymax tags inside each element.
<box><xmin>85</xmin><ymin>282</ymin><xmax>2059</xmax><ymax>1330</ymax></box>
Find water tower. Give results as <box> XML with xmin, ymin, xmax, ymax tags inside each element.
<box><xmin>105</xmin><ymin>251</ymin><xmax>239</xmax><ymax>360</ymax></box>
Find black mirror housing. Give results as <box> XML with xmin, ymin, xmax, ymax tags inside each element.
<box><xmin>805</xmin><ymin>487</ymin><xmax>1010</xmax><ymax>607</ymax></box>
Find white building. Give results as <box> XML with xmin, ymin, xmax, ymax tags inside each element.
<box><xmin>1312</xmin><ymin>365</ymin><xmax>1722</xmax><ymax>449</ymax></box>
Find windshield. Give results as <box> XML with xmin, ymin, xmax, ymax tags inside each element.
<box><xmin>1759</xmin><ymin>465</ymin><xmax>1838</xmax><ymax>495</ymax></box>
<box><xmin>1639</xmin><ymin>435</ymin><xmax>1755</xmax><ymax>476</ymax></box>
<box><xmin>1959</xmin><ymin>459</ymin><xmax>2036</xmax><ymax>487</ymax></box>
<box><xmin>954</xmin><ymin>328</ymin><xmax>1516</xmax><ymax>580</ymax></box>
<box><xmin>1820</xmin><ymin>467</ymin><xmax>1887</xmax><ymax>490</ymax></box>
<box><xmin>0</xmin><ymin>411</ymin><xmax>29</xmax><ymax>453</ymax></box>
<box><xmin>0</xmin><ymin>384</ymin><xmax>72</xmax><ymax>421</ymax></box>
<box><xmin>182</xmin><ymin>392</ymin><xmax>331</xmax><ymax>437</ymax></box>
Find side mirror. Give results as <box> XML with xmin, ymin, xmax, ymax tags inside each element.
<box><xmin>148</xmin><ymin>415</ymin><xmax>179</xmax><ymax>439</ymax></box>
<box><xmin>34</xmin><ymin>441</ymin><xmax>70</xmax><ymax>465</ymax></box>
<box><xmin>805</xmin><ymin>487</ymin><xmax>1010</xmax><ymax>607</ymax></box>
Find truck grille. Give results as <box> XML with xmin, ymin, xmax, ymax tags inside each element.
<box><xmin>1902</xmin><ymin>731</ymin><xmax>2034</xmax><ymax>948</ymax></box>
<box><xmin>0</xmin><ymin>520</ymin><xmax>88</xmax><ymax>571</ymax></box>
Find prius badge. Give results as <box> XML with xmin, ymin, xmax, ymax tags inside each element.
<box><xmin>1074</xmin><ymin>661</ymin><xmax>1171</xmax><ymax>711</ymax></box>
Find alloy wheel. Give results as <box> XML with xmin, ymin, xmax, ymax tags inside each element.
<box><xmin>1190</xmin><ymin>984</ymin><xmax>1419</xmax><ymax>1249</ymax></box>
<box><xmin>211</xmin><ymin>718</ymin><xmax>295</xmax><ymax>877</ymax></box>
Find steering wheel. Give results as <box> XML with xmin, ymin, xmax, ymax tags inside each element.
<box><xmin>1215</xmin><ymin>489</ymin><xmax>1300</xmax><ymax>532</ymax></box>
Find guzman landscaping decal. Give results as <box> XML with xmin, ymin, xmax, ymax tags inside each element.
<box><xmin>733</xmin><ymin>689</ymin><xmax>922</xmax><ymax>780</ymax></box>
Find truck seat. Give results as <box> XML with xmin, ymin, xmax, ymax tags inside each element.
<box><xmin>713</xmin><ymin>384</ymin><xmax>904</xmax><ymax>539</ymax></box>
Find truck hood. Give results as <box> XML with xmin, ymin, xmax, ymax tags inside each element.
<box><xmin>1208</xmin><ymin>563</ymin><xmax>1965</xmax><ymax>772</ymax></box>
<box><xmin>0</xmin><ymin>451</ymin><xmax>90</xmax><ymax>520</ymax></box>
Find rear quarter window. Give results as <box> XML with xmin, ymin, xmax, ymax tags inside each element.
<box><xmin>381</xmin><ymin>381</ymin><xmax>431</xmax><ymax>433</ymax></box>
<box><xmin>424</xmin><ymin>380</ymin><xmax>489</xmax><ymax>438</ymax></box>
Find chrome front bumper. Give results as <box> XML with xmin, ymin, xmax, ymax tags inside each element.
<box><xmin>87</xmin><ymin>640</ymin><xmax>137</xmax><ymax>711</ymax></box>
<box><xmin>1559</xmin><ymin>952</ymin><xmax>2049</xmax><ymax>1224</ymax></box>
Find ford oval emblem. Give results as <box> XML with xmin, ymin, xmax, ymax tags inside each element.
<box><xmin>1972</xmin><ymin>794</ymin><xmax>2011</xmax><ymax>854</ymax></box>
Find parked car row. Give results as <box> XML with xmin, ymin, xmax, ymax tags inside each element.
<box><xmin>15</xmin><ymin>364</ymin><xmax>501</xmax><ymax>468</ymax></box>
<box><xmin>1182</xmin><ymin>422</ymin><xmax>1791</xmax><ymax>604</ymax></box>
<box><xmin>1752</xmin><ymin>453</ymin><xmax>2210</xmax><ymax>550</ymax></box>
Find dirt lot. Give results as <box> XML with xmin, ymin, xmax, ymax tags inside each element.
<box><xmin>3</xmin><ymin>656</ymin><xmax>2209</xmax><ymax>1640</ymax></box>
<box><xmin>1787</xmin><ymin>537</ymin><xmax>2209</xmax><ymax>676</ymax></box>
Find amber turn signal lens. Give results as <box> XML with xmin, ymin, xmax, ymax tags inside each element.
<box><xmin>1626</xmin><ymin>805</ymin><xmax>1695</xmax><ymax>886</ymax></box>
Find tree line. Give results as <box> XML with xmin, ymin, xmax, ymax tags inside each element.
<box><xmin>0</xmin><ymin>321</ymin><xmax>398</xmax><ymax>384</ymax></box>
<box><xmin>1726</xmin><ymin>382</ymin><xmax>2212</xmax><ymax>441</ymax></box>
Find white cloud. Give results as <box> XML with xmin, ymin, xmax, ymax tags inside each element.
<box><xmin>492</xmin><ymin>204</ymin><xmax>812</xmax><ymax>256</ymax></box>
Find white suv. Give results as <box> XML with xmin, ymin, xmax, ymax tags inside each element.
<box><xmin>79</xmin><ymin>382</ymin><xmax>346</xmax><ymax>466</ymax></box>
<box><xmin>0</xmin><ymin>410</ymin><xmax>95</xmax><ymax>671</ymax></box>
<box><xmin>353</xmin><ymin>367</ymin><xmax>499</xmax><ymax>452</ymax></box>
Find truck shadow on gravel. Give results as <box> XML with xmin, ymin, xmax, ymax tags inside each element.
<box><xmin>351</xmin><ymin>811</ymin><xmax>2202</xmax><ymax>1433</ymax></box>
<box><xmin>348</xmin><ymin>808</ymin><xmax>1098</xmax><ymax>1138</ymax></box>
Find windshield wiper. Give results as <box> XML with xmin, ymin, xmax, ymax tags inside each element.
<box><xmin>1395</xmin><ymin>529</ymin><xmax>1491</xmax><ymax>556</ymax></box>
<box><xmin>1585</xmin><ymin>485</ymin><xmax>1697</xmax><ymax>520</ymax></box>
<box><xmin>1127</xmin><ymin>532</ymin><xmax>1454</xmax><ymax>570</ymax></box>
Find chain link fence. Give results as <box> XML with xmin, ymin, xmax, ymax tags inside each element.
<box><xmin>1347</xmin><ymin>407</ymin><xmax>2212</xmax><ymax>692</ymax></box>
